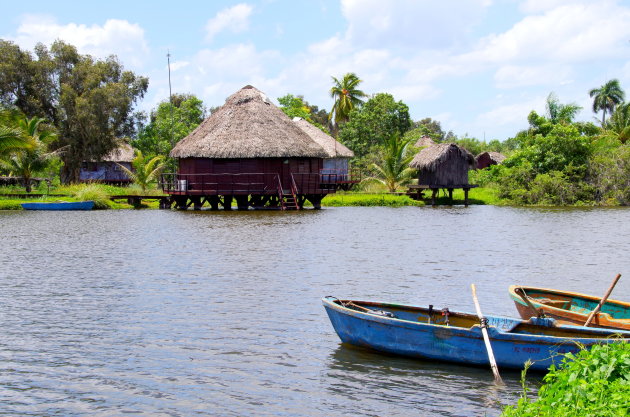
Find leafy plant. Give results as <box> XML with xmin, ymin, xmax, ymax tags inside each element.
<box><xmin>502</xmin><ymin>342</ymin><xmax>630</xmax><ymax>417</ymax></box>
<box><xmin>116</xmin><ymin>150</ymin><xmax>166</xmax><ymax>192</ymax></box>
<box><xmin>364</xmin><ymin>133</ymin><xmax>415</xmax><ymax>192</ymax></box>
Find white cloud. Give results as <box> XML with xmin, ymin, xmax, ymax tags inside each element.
<box><xmin>476</xmin><ymin>97</ymin><xmax>545</xmax><ymax>128</ymax></box>
<box><xmin>10</xmin><ymin>15</ymin><xmax>149</xmax><ymax>69</ymax></box>
<box><xmin>466</xmin><ymin>1</ymin><xmax>630</xmax><ymax>65</ymax></box>
<box><xmin>494</xmin><ymin>64</ymin><xmax>573</xmax><ymax>88</ymax></box>
<box><xmin>169</xmin><ymin>61</ymin><xmax>190</xmax><ymax>72</ymax></box>
<box><xmin>341</xmin><ymin>0</ymin><xmax>490</xmax><ymax>50</ymax></box>
<box><xmin>205</xmin><ymin>3</ymin><xmax>253</xmax><ymax>43</ymax></box>
<box><xmin>518</xmin><ymin>0</ymin><xmax>590</xmax><ymax>14</ymax></box>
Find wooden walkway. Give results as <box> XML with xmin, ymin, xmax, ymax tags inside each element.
<box><xmin>406</xmin><ymin>184</ymin><xmax>478</xmax><ymax>206</ymax></box>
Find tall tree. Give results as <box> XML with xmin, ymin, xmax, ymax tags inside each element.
<box><xmin>338</xmin><ymin>93</ymin><xmax>411</xmax><ymax>160</ymax></box>
<box><xmin>0</xmin><ymin>40</ymin><xmax>148</xmax><ymax>183</ymax></box>
<box><xmin>545</xmin><ymin>93</ymin><xmax>581</xmax><ymax>124</ymax></box>
<box><xmin>329</xmin><ymin>72</ymin><xmax>367</xmax><ymax>127</ymax></box>
<box><xmin>589</xmin><ymin>79</ymin><xmax>625</xmax><ymax>125</ymax></box>
<box><xmin>134</xmin><ymin>94</ymin><xmax>205</xmax><ymax>158</ymax></box>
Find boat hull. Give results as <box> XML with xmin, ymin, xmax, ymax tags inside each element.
<box><xmin>21</xmin><ymin>201</ymin><xmax>95</xmax><ymax>211</ymax></box>
<box><xmin>509</xmin><ymin>285</ymin><xmax>630</xmax><ymax>330</ymax></box>
<box><xmin>322</xmin><ymin>297</ymin><xmax>627</xmax><ymax>372</ymax></box>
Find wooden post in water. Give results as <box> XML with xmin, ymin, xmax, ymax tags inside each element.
<box><xmin>584</xmin><ymin>274</ymin><xmax>622</xmax><ymax>327</ymax></box>
<box><xmin>471</xmin><ymin>284</ymin><xmax>503</xmax><ymax>384</ymax></box>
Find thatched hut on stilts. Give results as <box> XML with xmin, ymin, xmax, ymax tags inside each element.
<box><xmin>409</xmin><ymin>143</ymin><xmax>477</xmax><ymax>206</ymax></box>
<box><xmin>162</xmin><ymin>85</ymin><xmax>358</xmax><ymax>210</ymax></box>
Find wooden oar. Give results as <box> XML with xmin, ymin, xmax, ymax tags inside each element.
<box><xmin>584</xmin><ymin>273</ymin><xmax>622</xmax><ymax>327</ymax></box>
<box><xmin>471</xmin><ymin>284</ymin><xmax>503</xmax><ymax>384</ymax></box>
<box><xmin>514</xmin><ymin>287</ymin><xmax>545</xmax><ymax>318</ymax></box>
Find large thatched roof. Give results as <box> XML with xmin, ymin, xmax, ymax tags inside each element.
<box><xmin>409</xmin><ymin>143</ymin><xmax>475</xmax><ymax>170</ymax></box>
<box><xmin>102</xmin><ymin>143</ymin><xmax>135</xmax><ymax>162</ymax></box>
<box><xmin>414</xmin><ymin>135</ymin><xmax>436</xmax><ymax>148</ymax></box>
<box><xmin>170</xmin><ymin>86</ymin><xmax>328</xmax><ymax>159</ymax></box>
<box><xmin>292</xmin><ymin>117</ymin><xmax>354</xmax><ymax>158</ymax></box>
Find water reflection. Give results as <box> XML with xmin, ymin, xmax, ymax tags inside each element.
<box><xmin>324</xmin><ymin>344</ymin><xmax>530</xmax><ymax>417</ymax></box>
<box><xmin>0</xmin><ymin>206</ymin><xmax>627</xmax><ymax>416</ymax></box>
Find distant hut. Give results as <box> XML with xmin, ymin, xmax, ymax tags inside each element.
<box><xmin>409</xmin><ymin>143</ymin><xmax>477</xmax><ymax>205</ymax></box>
<box><xmin>292</xmin><ymin>117</ymin><xmax>357</xmax><ymax>190</ymax></box>
<box><xmin>166</xmin><ymin>85</ymin><xmax>355</xmax><ymax>210</ymax></box>
<box><xmin>476</xmin><ymin>151</ymin><xmax>506</xmax><ymax>169</ymax></box>
<box><xmin>80</xmin><ymin>143</ymin><xmax>134</xmax><ymax>185</ymax></box>
<box><xmin>414</xmin><ymin>135</ymin><xmax>436</xmax><ymax>148</ymax></box>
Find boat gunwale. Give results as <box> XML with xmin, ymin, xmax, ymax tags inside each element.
<box><xmin>322</xmin><ymin>296</ymin><xmax>630</xmax><ymax>343</ymax></box>
<box><xmin>509</xmin><ymin>285</ymin><xmax>630</xmax><ymax>326</ymax></box>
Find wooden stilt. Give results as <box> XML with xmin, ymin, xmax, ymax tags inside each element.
<box><xmin>431</xmin><ymin>188</ymin><xmax>438</xmax><ymax>206</ymax></box>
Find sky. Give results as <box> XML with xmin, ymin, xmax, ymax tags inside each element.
<box><xmin>2</xmin><ymin>0</ymin><xmax>630</xmax><ymax>141</ymax></box>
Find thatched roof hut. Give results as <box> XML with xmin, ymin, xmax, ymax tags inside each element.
<box><xmin>409</xmin><ymin>143</ymin><xmax>475</xmax><ymax>186</ymax></box>
<box><xmin>102</xmin><ymin>143</ymin><xmax>135</xmax><ymax>162</ymax></box>
<box><xmin>414</xmin><ymin>135</ymin><xmax>436</xmax><ymax>148</ymax></box>
<box><xmin>170</xmin><ymin>85</ymin><xmax>327</xmax><ymax>159</ymax></box>
<box><xmin>476</xmin><ymin>151</ymin><xmax>506</xmax><ymax>169</ymax></box>
<box><xmin>292</xmin><ymin>117</ymin><xmax>353</xmax><ymax>158</ymax></box>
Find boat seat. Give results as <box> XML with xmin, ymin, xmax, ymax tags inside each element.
<box><xmin>538</xmin><ymin>298</ymin><xmax>571</xmax><ymax>309</ymax></box>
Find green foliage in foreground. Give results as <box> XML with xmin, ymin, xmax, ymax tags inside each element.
<box><xmin>502</xmin><ymin>342</ymin><xmax>630</xmax><ymax>417</ymax></box>
<box><xmin>71</xmin><ymin>184</ymin><xmax>112</xmax><ymax>209</ymax></box>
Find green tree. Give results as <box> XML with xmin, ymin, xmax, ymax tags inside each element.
<box><xmin>134</xmin><ymin>94</ymin><xmax>205</xmax><ymax>158</ymax></box>
<box><xmin>409</xmin><ymin>117</ymin><xmax>450</xmax><ymax>142</ymax></box>
<box><xmin>589</xmin><ymin>79</ymin><xmax>625</xmax><ymax>125</ymax></box>
<box><xmin>329</xmin><ymin>72</ymin><xmax>367</xmax><ymax>127</ymax></box>
<box><xmin>601</xmin><ymin>102</ymin><xmax>630</xmax><ymax>144</ymax></box>
<box><xmin>116</xmin><ymin>150</ymin><xmax>166</xmax><ymax>192</ymax></box>
<box><xmin>0</xmin><ymin>40</ymin><xmax>149</xmax><ymax>183</ymax></box>
<box><xmin>365</xmin><ymin>133</ymin><xmax>415</xmax><ymax>192</ymax></box>
<box><xmin>339</xmin><ymin>93</ymin><xmax>411</xmax><ymax>161</ymax></box>
<box><xmin>545</xmin><ymin>93</ymin><xmax>581</xmax><ymax>124</ymax></box>
<box><xmin>0</xmin><ymin>115</ymin><xmax>58</xmax><ymax>192</ymax></box>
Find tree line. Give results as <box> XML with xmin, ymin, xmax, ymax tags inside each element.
<box><xmin>1</xmin><ymin>39</ymin><xmax>628</xmax><ymax>205</ymax></box>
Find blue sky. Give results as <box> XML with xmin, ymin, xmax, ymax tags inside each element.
<box><xmin>2</xmin><ymin>0</ymin><xmax>630</xmax><ymax>140</ymax></box>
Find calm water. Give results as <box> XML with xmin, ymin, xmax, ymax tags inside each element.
<box><xmin>1</xmin><ymin>206</ymin><xmax>629</xmax><ymax>416</ymax></box>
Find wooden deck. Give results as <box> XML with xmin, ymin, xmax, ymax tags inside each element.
<box><xmin>406</xmin><ymin>184</ymin><xmax>478</xmax><ymax>206</ymax></box>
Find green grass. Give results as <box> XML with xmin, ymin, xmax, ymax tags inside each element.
<box><xmin>322</xmin><ymin>187</ymin><xmax>504</xmax><ymax>207</ymax></box>
<box><xmin>502</xmin><ymin>342</ymin><xmax>630</xmax><ymax>417</ymax></box>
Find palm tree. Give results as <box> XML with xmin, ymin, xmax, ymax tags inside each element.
<box><xmin>365</xmin><ymin>133</ymin><xmax>416</xmax><ymax>192</ymax></box>
<box><xmin>329</xmin><ymin>72</ymin><xmax>368</xmax><ymax>127</ymax></box>
<box><xmin>0</xmin><ymin>116</ymin><xmax>58</xmax><ymax>192</ymax></box>
<box><xmin>0</xmin><ymin>109</ymin><xmax>35</xmax><ymax>157</ymax></box>
<box><xmin>545</xmin><ymin>93</ymin><xmax>581</xmax><ymax>124</ymax></box>
<box><xmin>116</xmin><ymin>150</ymin><xmax>166</xmax><ymax>192</ymax></box>
<box><xmin>589</xmin><ymin>79</ymin><xmax>625</xmax><ymax>125</ymax></box>
<box><xmin>601</xmin><ymin>102</ymin><xmax>630</xmax><ymax>143</ymax></box>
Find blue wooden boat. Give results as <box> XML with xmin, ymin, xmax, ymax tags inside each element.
<box><xmin>322</xmin><ymin>296</ymin><xmax>628</xmax><ymax>372</ymax></box>
<box><xmin>21</xmin><ymin>201</ymin><xmax>94</xmax><ymax>211</ymax></box>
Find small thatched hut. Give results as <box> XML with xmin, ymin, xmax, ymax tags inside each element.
<box><xmin>292</xmin><ymin>117</ymin><xmax>353</xmax><ymax>170</ymax></box>
<box><xmin>476</xmin><ymin>151</ymin><xmax>506</xmax><ymax>169</ymax></box>
<box><xmin>414</xmin><ymin>135</ymin><xmax>436</xmax><ymax>148</ymax></box>
<box><xmin>166</xmin><ymin>85</ymin><xmax>351</xmax><ymax>210</ymax></box>
<box><xmin>80</xmin><ymin>143</ymin><xmax>134</xmax><ymax>184</ymax></box>
<box><xmin>410</xmin><ymin>143</ymin><xmax>475</xmax><ymax>186</ymax></box>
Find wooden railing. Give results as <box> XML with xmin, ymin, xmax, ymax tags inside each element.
<box><xmin>161</xmin><ymin>170</ymin><xmax>359</xmax><ymax>195</ymax></box>
<box><xmin>161</xmin><ymin>173</ymin><xmax>281</xmax><ymax>195</ymax></box>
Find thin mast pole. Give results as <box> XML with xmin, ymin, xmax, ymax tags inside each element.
<box><xmin>167</xmin><ymin>50</ymin><xmax>174</xmax><ymax>148</ymax></box>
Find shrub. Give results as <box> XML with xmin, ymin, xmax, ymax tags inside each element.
<box><xmin>72</xmin><ymin>184</ymin><xmax>111</xmax><ymax>209</ymax></box>
<box><xmin>502</xmin><ymin>342</ymin><xmax>630</xmax><ymax>417</ymax></box>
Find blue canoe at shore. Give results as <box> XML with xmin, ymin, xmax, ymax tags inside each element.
<box><xmin>322</xmin><ymin>296</ymin><xmax>628</xmax><ymax>372</ymax></box>
<box><xmin>21</xmin><ymin>201</ymin><xmax>94</xmax><ymax>211</ymax></box>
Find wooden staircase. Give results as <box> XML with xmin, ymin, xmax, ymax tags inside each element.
<box><xmin>281</xmin><ymin>190</ymin><xmax>299</xmax><ymax>210</ymax></box>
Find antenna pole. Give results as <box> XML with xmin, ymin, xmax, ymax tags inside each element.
<box><xmin>167</xmin><ymin>50</ymin><xmax>175</xmax><ymax>148</ymax></box>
